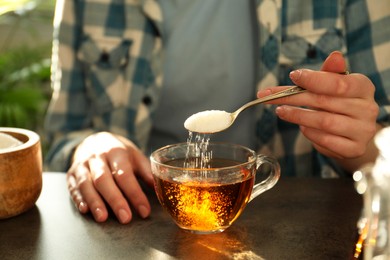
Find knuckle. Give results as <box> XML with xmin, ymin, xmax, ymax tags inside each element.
<box><xmin>68</xmin><ymin>183</ymin><xmax>78</xmax><ymax>194</ymax></box>
<box><xmin>319</xmin><ymin>115</ymin><xmax>335</xmax><ymax>130</ymax></box>
<box><xmin>113</xmin><ymin>168</ymin><xmax>130</xmax><ymax>182</ymax></box>
<box><xmin>105</xmin><ymin>195</ymin><xmax>120</xmax><ymax>206</ymax></box>
<box><xmin>366</xmin><ymin>123</ymin><xmax>378</xmax><ymax>138</ymax></box>
<box><xmin>123</xmin><ymin>183</ymin><xmax>146</xmax><ymax>205</ymax></box>
<box><xmin>69</xmin><ymin>188</ymin><xmax>79</xmax><ymax>201</ymax></box>
<box><xmin>125</xmin><ymin>187</ymin><xmax>143</xmax><ymax>202</ymax></box>
<box><xmin>335</xmin><ymin>77</ymin><xmax>349</xmax><ymax>96</ymax></box>
<box><xmin>367</xmin><ymin>102</ymin><xmax>379</xmax><ymax>119</ymax></box>
<box><xmin>317</xmin><ymin>134</ymin><xmax>332</xmax><ymax>149</ymax></box>
<box><xmin>106</xmin><ymin>196</ymin><xmax>127</xmax><ymax>210</ymax></box>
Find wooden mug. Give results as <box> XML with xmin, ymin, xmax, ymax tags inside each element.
<box><xmin>0</xmin><ymin>127</ymin><xmax>42</xmax><ymax>219</ymax></box>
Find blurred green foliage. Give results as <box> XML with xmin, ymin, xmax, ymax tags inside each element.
<box><xmin>0</xmin><ymin>46</ymin><xmax>51</xmax><ymax>129</ymax></box>
<box><xmin>0</xmin><ymin>0</ymin><xmax>54</xmax><ymax>132</ymax></box>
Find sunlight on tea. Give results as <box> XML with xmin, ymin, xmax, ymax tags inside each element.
<box><xmin>176</xmin><ymin>183</ymin><xmax>222</xmax><ymax>230</ymax></box>
<box><xmin>154</xmin><ymin>173</ymin><xmax>254</xmax><ymax>233</ymax></box>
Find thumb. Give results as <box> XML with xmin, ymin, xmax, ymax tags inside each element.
<box><xmin>321</xmin><ymin>51</ymin><xmax>348</xmax><ymax>73</ymax></box>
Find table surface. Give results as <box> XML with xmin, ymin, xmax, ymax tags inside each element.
<box><xmin>0</xmin><ymin>172</ymin><xmax>362</xmax><ymax>260</ymax></box>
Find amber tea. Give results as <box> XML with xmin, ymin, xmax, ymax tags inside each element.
<box><xmin>154</xmin><ymin>158</ymin><xmax>254</xmax><ymax>233</ymax></box>
<box><xmin>150</xmin><ymin>142</ymin><xmax>280</xmax><ymax>234</ymax></box>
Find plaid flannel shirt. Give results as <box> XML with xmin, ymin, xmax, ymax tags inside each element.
<box><xmin>45</xmin><ymin>0</ymin><xmax>390</xmax><ymax>177</ymax></box>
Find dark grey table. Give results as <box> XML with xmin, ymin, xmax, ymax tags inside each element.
<box><xmin>0</xmin><ymin>172</ymin><xmax>362</xmax><ymax>260</ymax></box>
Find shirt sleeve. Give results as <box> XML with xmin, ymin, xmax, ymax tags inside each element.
<box><xmin>44</xmin><ymin>0</ymin><xmax>95</xmax><ymax>171</ymax></box>
<box><xmin>44</xmin><ymin>0</ymin><xmax>163</xmax><ymax>172</ymax></box>
<box><xmin>345</xmin><ymin>0</ymin><xmax>390</xmax><ymax>126</ymax></box>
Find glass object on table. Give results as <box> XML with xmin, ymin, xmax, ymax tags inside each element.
<box><xmin>150</xmin><ymin>142</ymin><xmax>280</xmax><ymax>234</ymax></box>
<box><xmin>354</xmin><ymin>127</ymin><xmax>390</xmax><ymax>259</ymax></box>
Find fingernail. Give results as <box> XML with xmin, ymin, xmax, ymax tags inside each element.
<box><xmin>138</xmin><ymin>205</ymin><xmax>150</xmax><ymax>219</ymax></box>
<box><xmin>118</xmin><ymin>209</ymin><xmax>131</xmax><ymax>224</ymax></box>
<box><xmin>289</xmin><ymin>69</ymin><xmax>302</xmax><ymax>82</ymax></box>
<box><xmin>95</xmin><ymin>208</ymin><xmax>105</xmax><ymax>222</ymax></box>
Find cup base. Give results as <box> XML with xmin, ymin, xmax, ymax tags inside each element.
<box><xmin>180</xmin><ymin>227</ymin><xmax>228</xmax><ymax>235</ymax></box>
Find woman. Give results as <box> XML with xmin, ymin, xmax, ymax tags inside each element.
<box><xmin>45</xmin><ymin>0</ymin><xmax>390</xmax><ymax>223</ymax></box>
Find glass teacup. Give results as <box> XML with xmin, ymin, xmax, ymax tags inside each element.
<box><xmin>150</xmin><ymin>142</ymin><xmax>280</xmax><ymax>234</ymax></box>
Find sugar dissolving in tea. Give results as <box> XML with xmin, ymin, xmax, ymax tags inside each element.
<box><xmin>150</xmin><ymin>142</ymin><xmax>281</xmax><ymax>234</ymax></box>
<box><xmin>154</xmin><ymin>157</ymin><xmax>254</xmax><ymax>233</ymax></box>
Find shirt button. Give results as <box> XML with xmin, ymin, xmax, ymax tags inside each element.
<box><xmin>100</xmin><ymin>51</ymin><xmax>110</xmax><ymax>63</ymax></box>
<box><xmin>142</xmin><ymin>95</ymin><xmax>152</xmax><ymax>106</ymax></box>
<box><xmin>306</xmin><ymin>44</ymin><xmax>317</xmax><ymax>59</ymax></box>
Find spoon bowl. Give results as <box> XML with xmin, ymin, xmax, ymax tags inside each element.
<box><xmin>184</xmin><ymin>86</ymin><xmax>306</xmax><ymax>133</ymax></box>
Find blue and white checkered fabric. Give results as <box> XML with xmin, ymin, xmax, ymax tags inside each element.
<box><xmin>45</xmin><ymin>0</ymin><xmax>390</xmax><ymax>178</ymax></box>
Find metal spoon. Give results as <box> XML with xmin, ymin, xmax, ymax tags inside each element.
<box><xmin>184</xmin><ymin>85</ymin><xmax>307</xmax><ymax>133</ymax></box>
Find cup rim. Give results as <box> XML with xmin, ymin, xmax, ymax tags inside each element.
<box><xmin>150</xmin><ymin>142</ymin><xmax>256</xmax><ymax>172</ymax></box>
<box><xmin>0</xmin><ymin>127</ymin><xmax>40</xmax><ymax>154</ymax></box>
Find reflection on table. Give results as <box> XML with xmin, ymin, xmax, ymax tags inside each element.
<box><xmin>0</xmin><ymin>172</ymin><xmax>362</xmax><ymax>259</ymax></box>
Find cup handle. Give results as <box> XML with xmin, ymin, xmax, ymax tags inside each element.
<box><xmin>249</xmin><ymin>155</ymin><xmax>281</xmax><ymax>201</ymax></box>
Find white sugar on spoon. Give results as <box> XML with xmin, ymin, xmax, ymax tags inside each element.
<box><xmin>0</xmin><ymin>133</ymin><xmax>23</xmax><ymax>151</ymax></box>
<box><xmin>184</xmin><ymin>86</ymin><xmax>307</xmax><ymax>133</ymax></box>
<box><xmin>184</xmin><ymin>110</ymin><xmax>233</xmax><ymax>134</ymax></box>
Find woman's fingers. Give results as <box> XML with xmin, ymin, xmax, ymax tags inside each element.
<box><xmin>67</xmin><ymin>171</ymin><xmax>88</xmax><ymax>213</ymax></box>
<box><xmin>67</xmin><ymin>132</ymin><xmax>154</xmax><ymax>224</ymax></box>
<box><xmin>67</xmin><ymin>162</ymin><xmax>109</xmax><ymax>222</ymax></box>
<box><xmin>289</xmin><ymin>69</ymin><xmax>375</xmax><ymax>99</ymax></box>
<box><xmin>276</xmin><ymin>105</ymin><xmax>376</xmax><ymax>158</ymax></box>
<box><xmin>106</xmin><ymin>148</ymin><xmax>151</xmax><ymax>219</ymax></box>
<box><xmin>88</xmin><ymin>155</ymin><xmax>133</xmax><ymax>224</ymax></box>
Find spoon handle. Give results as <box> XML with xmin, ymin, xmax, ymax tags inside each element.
<box><xmin>234</xmin><ymin>86</ymin><xmax>306</xmax><ymax>115</ymax></box>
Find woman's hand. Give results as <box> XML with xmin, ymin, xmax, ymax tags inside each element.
<box><xmin>66</xmin><ymin>132</ymin><xmax>154</xmax><ymax>224</ymax></box>
<box><xmin>258</xmin><ymin>51</ymin><xmax>380</xmax><ymax>171</ymax></box>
